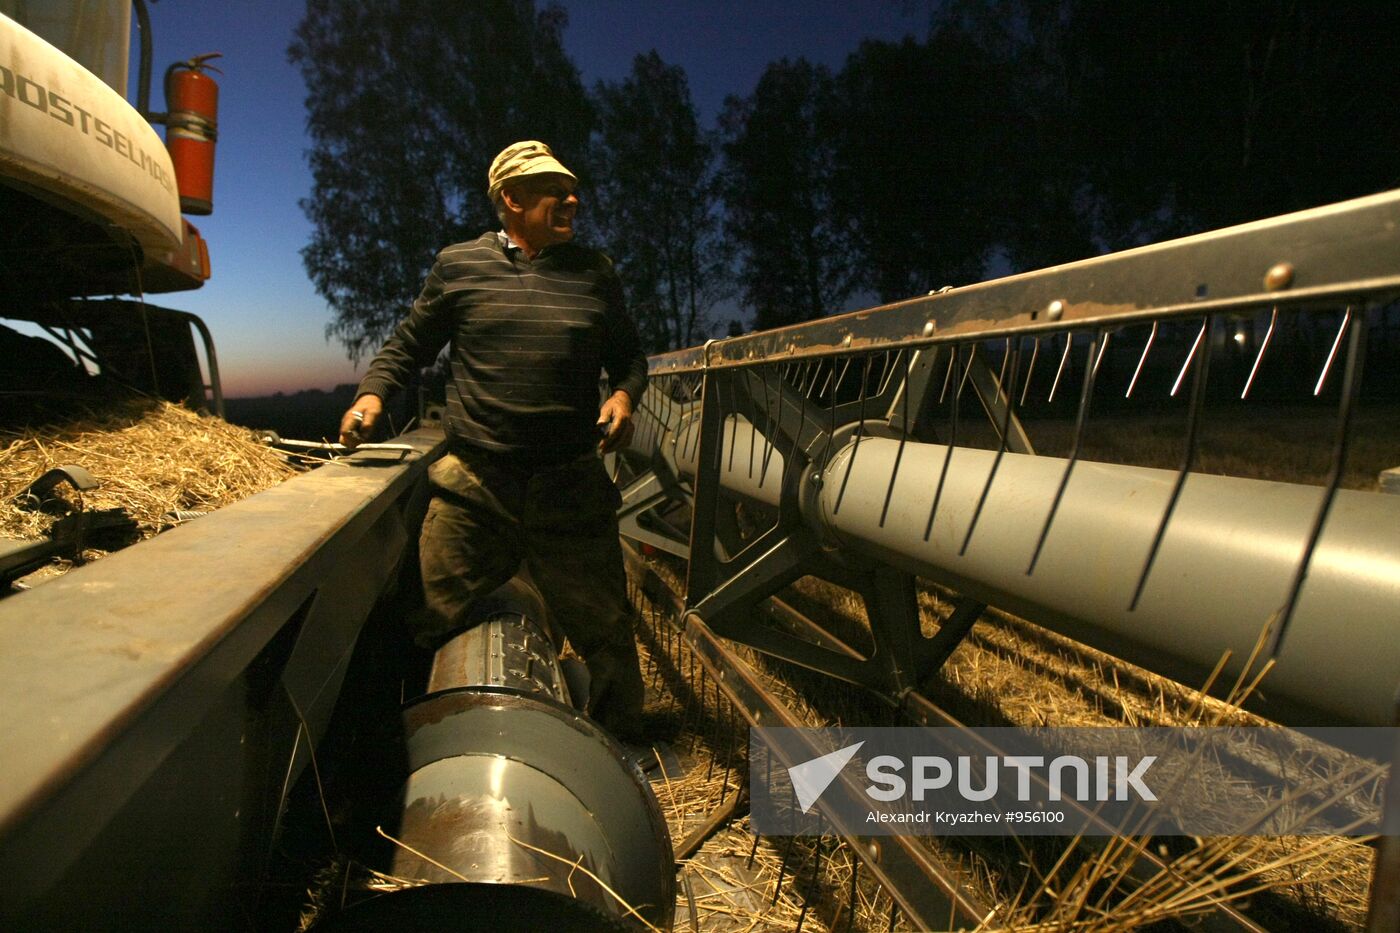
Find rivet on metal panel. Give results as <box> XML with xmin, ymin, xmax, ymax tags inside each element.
<box><xmin>809</xmin><ymin>472</ymin><xmax>822</xmax><ymax>486</ymax></box>
<box><xmin>922</xmin><ymin>321</ymin><xmax>935</xmax><ymax>338</ymax></box>
<box><xmin>1264</xmin><ymin>262</ymin><xmax>1295</xmax><ymax>291</ymax></box>
<box><xmin>1047</xmin><ymin>299</ymin><xmax>1065</xmax><ymax>321</ymax></box>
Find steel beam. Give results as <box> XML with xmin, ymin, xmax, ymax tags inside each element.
<box><xmin>648</xmin><ymin>188</ymin><xmax>1400</xmax><ymax>374</ymax></box>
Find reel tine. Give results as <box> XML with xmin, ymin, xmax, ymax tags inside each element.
<box><xmin>1241</xmin><ymin>307</ymin><xmax>1278</xmax><ymax>399</ymax></box>
<box><xmin>924</xmin><ymin>344</ymin><xmax>968</xmax><ymax>541</ymax></box>
<box><xmin>1029</xmin><ymin>329</ymin><xmax>1103</xmax><ymax>574</ymax></box>
<box><xmin>1020</xmin><ymin>336</ymin><xmax>1040</xmax><ymax>406</ymax></box>
<box><xmin>1170</xmin><ymin>319</ymin><xmax>1208</xmax><ymax>397</ymax></box>
<box><xmin>1314</xmin><ymin>307</ymin><xmax>1353</xmax><ymax>396</ymax></box>
<box><xmin>879</xmin><ymin>348</ymin><xmax>916</xmax><ymax>527</ymax></box>
<box><xmin>834</xmin><ymin>353</ymin><xmax>872</xmax><ymax>515</ymax></box>
<box><xmin>939</xmin><ymin>343</ymin><xmax>957</xmax><ymax>404</ymax></box>
<box><xmin>1092</xmin><ymin>330</ymin><xmax>1111</xmax><ymax>378</ymax></box>
<box><xmin>1126</xmin><ymin>321</ymin><xmax>1158</xmax><ymax>398</ymax></box>
<box><xmin>1272</xmin><ymin>308</ymin><xmax>1366</xmax><ymax>656</ymax></box>
<box><xmin>1048</xmin><ymin>332</ymin><xmax>1074</xmax><ymax>403</ymax></box>
<box><xmin>1131</xmin><ymin>317</ymin><xmax>1215</xmax><ymax>610</ymax></box>
<box><xmin>961</xmin><ymin>338</ymin><xmax>1023</xmax><ymax>554</ymax></box>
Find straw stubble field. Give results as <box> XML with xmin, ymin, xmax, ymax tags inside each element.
<box><xmin>628</xmin><ymin>550</ymin><xmax>1381</xmax><ymax>932</ymax></box>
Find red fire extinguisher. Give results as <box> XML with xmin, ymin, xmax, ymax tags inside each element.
<box><xmin>164</xmin><ymin>53</ymin><xmax>221</xmax><ymax>215</ymax></box>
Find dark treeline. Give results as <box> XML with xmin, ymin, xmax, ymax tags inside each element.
<box><xmin>291</xmin><ymin>0</ymin><xmax>1400</xmax><ymax>359</ymax></box>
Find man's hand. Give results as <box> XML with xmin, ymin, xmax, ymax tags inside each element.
<box><xmin>597</xmin><ymin>389</ymin><xmax>635</xmax><ymax>454</ymax></box>
<box><xmin>339</xmin><ymin>394</ymin><xmax>384</xmax><ymax>448</ymax></box>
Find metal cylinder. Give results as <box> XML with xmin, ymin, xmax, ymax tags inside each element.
<box><xmin>672</xmin><ymin>412</ymin><xmax>784</xmax><ymax>507</ymax></box>
<box><xmin>814</xmin><ymin>438</ymin><xmax>1400</xmax><ymax>726</ymax></box>
<box><xmin>163</xmin><ymin>56</ymin><xmax>220</xmax><ymax>215</ymax></box>
<box><xmin>333</xmin><ymin>576</ymin><xmax>675</xmax><ymax>931</ymax></box>
<box><xmin>647</xmin><ymin>405</ymin><xmax>1400</xmax><ymax>723</ymax></box>
<box><xmin>425</xmin><ymin>576</ymin><xmax>571</xmax><ymax>702</ymax></box>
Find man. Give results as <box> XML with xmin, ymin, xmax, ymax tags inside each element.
<box><xmin>338</xmin><ymin>140</ymin><xmax>648</xmax><ymax>740</ymax></box>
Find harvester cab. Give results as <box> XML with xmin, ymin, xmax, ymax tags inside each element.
<box><xmin>0</xmin><ymin>0</ymin><xmax>223</xmax><ymax>416</ymax></box>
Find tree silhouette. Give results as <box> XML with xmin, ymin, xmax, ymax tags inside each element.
<box><xmin>590</xmin><ymin>52</ymin><xmax>729</xmax><ymax>352</ymax></box>
<box><xmin>289</xmin><ymin>0</ymin><xmax>592</xmax><ymax>361</ymax></box>
<box><xmin>719</xmin><ymin>59</ymin><xmax>854</xmax><ymax>330</ymax></box>
<box><xmin>926</xmin><ymin>0</ymin><xmax>1099</xmax><ymax>272</ymax></box>
<box><xmin>830</xmin><ymin>33</ymin><xmax>1020</xmax><ymax>302</ymax></box>
<box><xmin>1057</xmin><ymin>0</ymin><xmax>1400</xmax><ymax>246</ymax></box>
<box><xmin>288</xmin><ymin>0</ymin><xmax>1400</xmax><ymax>355</ymax></box>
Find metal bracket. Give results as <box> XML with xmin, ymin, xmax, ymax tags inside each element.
<box><xmin>966</xmin><ymin>351</ymin><xmax>1035</xmax><ymax>455</ymax></box>
<box><xmin>922</xmin><ymin>595</ymin><xmax>986</xmax><ymax>674</ymax></box>
<box><xmin>16</xmin><ymin>465</ymin><xmax>100</xmax><ymax>510</ymax></box>
<box><xmin>675</xmin><ymin>355</ymin><xmax>993</xmax><ymax>701</ymax></box>
<box><xmin>616</xmin><ymin>471</ymin><xmax>691</xmax><ymax>558</ymax></box>
<box><xmin>858</xmin><ymin>566</ymin><xmax>958</xmax><ymax>695</ymax></box>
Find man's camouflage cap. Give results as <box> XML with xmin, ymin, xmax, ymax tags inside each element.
<box><xmin>487</xmin><ymin>140</ymin><xmax>577</xmax><ymax>199</ymax></box>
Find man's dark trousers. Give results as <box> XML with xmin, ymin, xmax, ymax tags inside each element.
<box><xmin>416</xmin><ymin>446</ymin><xmax>646</xmax><ymax>740</ymax></box>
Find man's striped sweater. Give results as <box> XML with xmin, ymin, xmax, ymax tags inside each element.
<box><xmin>357</xmin><ymin>232</ymin><xmax>648</xmax><ymax>463</ymax></box>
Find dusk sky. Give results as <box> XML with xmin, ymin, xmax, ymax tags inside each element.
<box><xmin>132</xmin><ymin>1</ymin><xmax>929</xmax><ymax>398</ymax></box>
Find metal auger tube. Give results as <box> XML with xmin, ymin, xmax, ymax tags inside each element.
<box><xmin>670</xmin><ymin>412</ymin><xmax>784</xmax><ymax>508</ymax></box>
<box><xmin>813</xmin><ymin>437</ymin><xmax>1400</xmax><ymax>727</ymax></box>
<box><xmin>329</xmin><ymin>576</ymin><xmax>675</xmax><ymax>932</ymax></box>
<box><xmin>638</xmin><ymin>405</ymin><xmax>1400</xmax><ymax>724</ymax></box>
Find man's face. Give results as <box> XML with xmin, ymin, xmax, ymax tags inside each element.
<box><xmin>504</xmin><ymin>174</ymin><xmax>579</xmax><ymax>250</ymax></box>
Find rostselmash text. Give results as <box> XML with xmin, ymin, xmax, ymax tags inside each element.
<box><xmin>1</xmin><ymin>62</ymin><xmax>176</xmax><ymax>193</ymax></box>
<box><xmin>865</xmin><ymin>755</ymin><xmax>1157</xmax><ymax>802</ymax></box>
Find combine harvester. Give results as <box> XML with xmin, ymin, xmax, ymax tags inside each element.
<box><xmin>2</xmin><ymin>3</ymin><xmax>1398</xmax><ymax>930</ymax></box>
<box><xmin>0</xmin><ymin>4</ymin><xmax>671</xmax><ymax>930</ymax></box>
<box><xmin>0</xmin><ymin>0</ymin><xmax>221</xmax><ymax>414</ymax></box>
